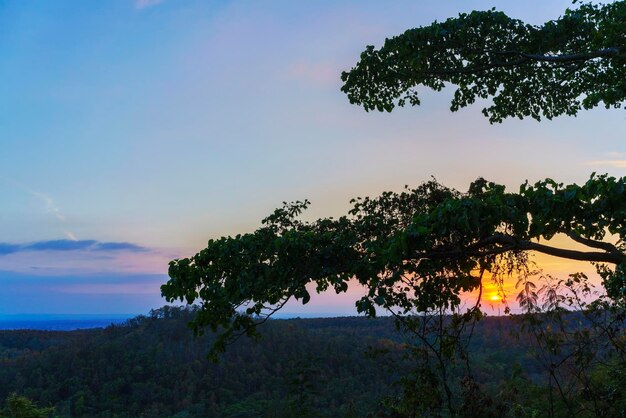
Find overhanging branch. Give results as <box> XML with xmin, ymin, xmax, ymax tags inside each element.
<box><xmin>566</xmin><ymin>231</ymin><xmax>623</xmax><ymax>256</ymax></box>
<box><xmin>519</xmin><ymin>239</ymin><xmax>624</xmax><ymax>264</ymax></box>
<box><xmin>416</xmin><ymin>233</ymin><xmax>625</xmax><ymax>265</ymax></box>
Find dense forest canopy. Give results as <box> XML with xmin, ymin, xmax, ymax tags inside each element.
<box><xmin>0</xmin><ymin>310</ymin><xmax>402</xmax><ymax>417</ymax></box>
<box><xmin>2</xmin><ymin>309</ymin><xmax>624</xmax><ymax>417</ymax></box>
<box><xmin>341</xmin><ymin>1</ymin><xmax>626</xmax><ymax>122</ymax></box>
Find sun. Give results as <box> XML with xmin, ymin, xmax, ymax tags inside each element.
<box><xmin>490</xmin><ymin>295</ymin><xmax>500</xmax><ymax>302</ymax></box>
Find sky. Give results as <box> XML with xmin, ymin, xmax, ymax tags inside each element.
<box><xmin>1</xmin><ymin>0</ymin><xmax>624</xmax><ymax>316</ymax></box>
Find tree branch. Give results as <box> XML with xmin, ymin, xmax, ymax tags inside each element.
<box><xmin>518</xmin><ymin>239</ymin><xmax>624</xmax><ymax>264</ymax></box>
<box><xmin>416</xmin><ymin>233</ymin><xmax>625</xmax><ymax>265</ymax></box>
<box><xmin>566</xmin><ymin>231</ymin><xmax>623</xmax><ymax>256</ymax></box>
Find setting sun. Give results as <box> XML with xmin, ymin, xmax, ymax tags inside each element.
<box><xmin>490</xmin><ymin>295</ymin><xmax>500</xmax><ymax>302</ymax></box>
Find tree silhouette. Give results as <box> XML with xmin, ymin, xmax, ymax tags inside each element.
<box><xmin>161</xmin><ymin>175</ymin><xmax>625</xmax><ymax>355</ymax></box>
<box><xmin>341</xmin><ymin>1</ymin><xmax>625</xmax><ymax>122</ymax></box>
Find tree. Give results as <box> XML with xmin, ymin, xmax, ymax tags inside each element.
<box><xmin>161</xmin><ymin>175</ymin><xmax>626</xmax><ymax>354</ymax></box>
<box><xmin>340</xmin><ymin>1</ymin><xmax>625</xmax><ymax>122</ymax></box>
<box><xmin>1</xmin><ymin>394</ymin><xmax>53</xmax><ymax>418</ymax></box>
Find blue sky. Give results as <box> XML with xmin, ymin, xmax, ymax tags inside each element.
<box><xmin>1</xmin><ymin>0</ymin><xmax>624</xmax><ymax>315</ymax></box>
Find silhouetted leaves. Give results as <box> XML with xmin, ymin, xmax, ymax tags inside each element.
<box><xmin>341</xmin><ymin>2</ymin><xmax>625</xmax><ymax>122</ymax></box>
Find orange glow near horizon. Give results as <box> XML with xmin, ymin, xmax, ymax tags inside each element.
<box><xmin>459</xmin><ymin>236</ymin><xmax>606</xmax><ymax>313</ymax></box>
<box><xmin>295</xmin><ymin>233</ymin><xmax>609</xmax><ymax>317</ymax></box>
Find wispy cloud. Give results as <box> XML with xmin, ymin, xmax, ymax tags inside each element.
<box><xmin>1</xmin><ymin>178</ymin><xmax>78</xmax><ymax>241</ymax></box>
<box><xmin>585</xmin><ymin>160</ymin><xmax>626</xmax><ymax>168</ymax></box>
<box><xmin>135</xmin><ymin>0</ymin><xmax>164</xmax><ymax>10</ymax></box>
<box><xmin>29</xmin><ymin>191</ymin><xmax>79</xmax><ymax>241</ymax></box>
<box><xmin>30</xmin><ymin>191</ymin><xmax>64</xmax><ymax>221</ymax></box>
<box><xmin>26</xmin><ymin>240</ymin><xmax>97</xmax><ymax>252</ymax></box>
<box><xmin>93</xmin><ymin>242</ymin><xmax>147</xmax><ymax>252</ymax></box>
<box><xmin>0</xmin><ymin>240</ymin><xmax>148</xmax><ymax>256</ymax></box>
<box><xmin>584</xmin><ymin>152</ymin><xmax>626</xmax><ymax>169</ymax></box>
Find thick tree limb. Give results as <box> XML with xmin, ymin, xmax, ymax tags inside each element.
<box><xmin>566</xmin><ymin>231</ymin><xmax>623</xmax><ymax>256</ymax></box>
<box><xmin>420</xmin><ymin>233</ymin><xmax>625</xmax><ymax>265</ymax></box>
<box><xmin>516</xmin><ymin>239</ymin><xmax>624</xmax><ymax>265</ymax></box>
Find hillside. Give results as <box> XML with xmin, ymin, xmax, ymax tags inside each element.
<box><xmin>0</xmin><ymin>308</ymin><xmax>623</xmax><ymax>417</ymax></box>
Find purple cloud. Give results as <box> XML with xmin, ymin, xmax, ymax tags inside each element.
<box><xmin>0</xmin><ymin>240</ymin><xmax>149</xmax><ymax>255</ymax></box>
<box><xmin>26</xmin><ymin>240</ymin><xmax>97</xmax><ymax>251</ymax></box>
<box><xmin>0</xmin><ymin>244</ymin><xmax>21</xmax><ymax>256</ymax></box>
<box><xmin>93</xmin><ymin>242</ymin><xmax>148</xmax><ymax>252</ymax></box>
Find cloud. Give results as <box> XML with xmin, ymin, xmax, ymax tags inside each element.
<box><xmin>30</xmin><ymin>191</ymin><xmax>65</xmax><ymax>221</ymax></box>
<box><xmin>93</xmin><ymin>242</ymin><xmax>147</xmax><ymax>252</ymax></box>
<box><xmin>12</xmin><ymin>182</ymin><xmax>78</xmax><ymax>241</ymax></box>
<box><xmin>26</xmin><ymin>240</ymin><xmax>97</xmax><ymax>251</ymax></box>
<box><xmin>135</xmin><ymin>0</ymin><xmax>164</xmax><ymax>10</ymax></box>
<box><xmin>585</xmin><ymin>160</ymin><xmax>626</xmax><ymax>168</ymax></box>
<box><xmin>0</xmin><ymin>244</ymin><xmax>21</xmax><ymax>256</ymax></box>
<box><xmin>584</xmin><ymin>152</ymin><xmax>626</xmax><ymax>168</ymax></box>
<box><xmin>0</xmin><ymin>239</ymin><xmax>149</xmax><ymax>255</ymax></box>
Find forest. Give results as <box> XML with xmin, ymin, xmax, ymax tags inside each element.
<box><xmin>1</xmin><ymin>306</ymin><xmax>624</xmax><ymax>417</ymax></box>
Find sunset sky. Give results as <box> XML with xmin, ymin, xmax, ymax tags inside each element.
<box><xmin>1</xmin><ymin>0</ymin><xmax>624</xmax><ymax>315</ymax></box>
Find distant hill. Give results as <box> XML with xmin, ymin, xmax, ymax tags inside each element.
<box><xmin>0</xmin><ymin>307</ymin><xmax>623</xmax><ymax>417</ymax></box>
<box><xmin>0</xmin><ymin>309</ymin><xmax>404</xmax><ymax>417</ymax></box>
<box><xmin>0</xmin><ymin>314</ymin><xmax>132</xmax><ymax>331</ymax></box>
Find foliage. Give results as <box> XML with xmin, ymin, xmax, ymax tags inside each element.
<box><xmin>340</xmin><ymin>1</ymin><xmax>626</xmax><ymax>122</ymax></box>
<box><xmin>0</xmin><ymin>394</ymin><xmax>53</xmax><ymax>418</ymax></box>
<box><xmin>0</xmin><ymin>309</ymin><xmax>404</xmax><ymax>418</ymax></box>
<box><xmin>514</xmin><ymin>272</ymin><xmax>626</xmax><ymax>416</ymax></box>
<box><xmin>162</xmin><ymin>175</ymin><xmax>626</xmax><ymax>358</ymax></box>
